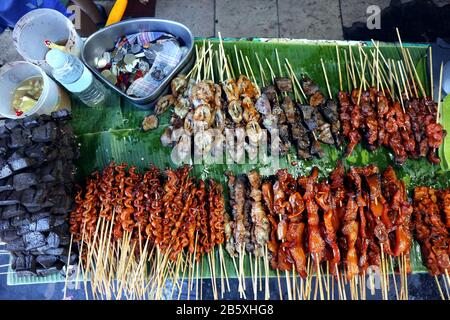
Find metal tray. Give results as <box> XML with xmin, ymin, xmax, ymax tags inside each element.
<box><xmin>82</xmin><ymin>18</ymin><xmax>195</xmax><ymax>109</ymax></box>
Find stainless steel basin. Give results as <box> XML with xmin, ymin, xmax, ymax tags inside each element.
<box><xmin>82</xmin><ymin>18</ymin><xmax>195</xmax><ymax>109</ymax></box>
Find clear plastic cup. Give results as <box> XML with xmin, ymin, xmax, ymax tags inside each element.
<box><xmin>0</xmin><ymin>61</ymin><xmax>71</xmax><ymax>119</ymax></box>
<box><xmin>12</xmin><ymin>8</ymin><xmax>83</xmax><ymax>75</ymax></box>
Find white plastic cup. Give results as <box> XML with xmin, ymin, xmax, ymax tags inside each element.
<box><xmin>0</xmin><ymin>61</ymin><xmax>71</xmax><ymax>119</ymax></box>
<box><xmin>12</xmin><ymin>8</ymin><xmax>83</xmax><ymax>75</ymax></box>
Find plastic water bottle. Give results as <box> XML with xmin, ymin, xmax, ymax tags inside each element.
<box><xmin>45</xmin><ymin>49</ymin><xmax>106</xmax><ymax>107</ymax></box>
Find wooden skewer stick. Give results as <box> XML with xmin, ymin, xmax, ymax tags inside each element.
<box><xmin>239</xmin><ymin>50</ymin><xmax>249</xmax><ymax>78</ymax></box>
<box><xmin>265</xmin><ymin>58</ymin><xmax>276</xmax><ymax>82</ymax></box>
<box><xmin>435</xmin><ymin>275</ymin><xmax>446</xmax><ymax>300</ymax></box>
<box><xmin>255</xmin><ymin>53</ymin><xmax>266</xmax><ymax>87</ymax></box>
<box><xmin>320</xmin><ymin>58</ymin><xmax>332</xmax><ymax>99</ymax></box>
<box><xmin>436</xmin><ymin>62</ymin><xmax>444</xmax><ymax>124</ymax></box>
<box><xmin>398</xmin><ymin>61</ymin><xmax>411</xmax><ymax>100</ymax></box>
<box><xmin>396</xmin><ymin>28</ymin><xmax>419</xmax><ymax>97</ymax></box>
<box><xmin>285</xmin><ymin>64</ymin><xmax>301</xmax><ymax>102</ymax></box>
<box><xmin>429</xmin><ymin>46</ymin><xmax>434</xmax><ymax>99</ymax></box>
<box><xmin>392</xmin><ymin>60</ymin><xmax>406</xmax><ymax>112</ymax></box>
<box><xmin>285</xmin><ymin>58</ymin><xmax>308</xmax><ymax>101</ymax></box>
<box><xmin>234</xmin><ymin>45</ymin><xmax>242</xmax><ymax>76</ymax></box>
<box><xmin>336</xmin><ymin>45</ymin><xmax>343</xmax><ymax>92</ymax></box>
<box><xmin>344</xmin><ymin>50</ymin><xmax>353</xmax><ymax>90</ymax></box>
<box><xmin>275</xmin><ymin>48</ymin><xmax>283</xmax><ymax>77</ymax></box>
<box><xmin>406</xmin><ymin>48</ymin><xmax>426</xmax><ymax>98</ymax></box>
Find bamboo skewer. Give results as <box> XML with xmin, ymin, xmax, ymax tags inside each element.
<box><xmin>320</xmin><ymin>58</ymin><xmax>332</xmax><ymax>99</ymax></box>
<box><xmin>437</xmin><ymin>62</ymin><xmax>444</xmax><ymax>124</ymax></box>
<box><xmin>429</xmin><ymin>47</ymin><xmax>434</xmax><ymax>99</ymax></box>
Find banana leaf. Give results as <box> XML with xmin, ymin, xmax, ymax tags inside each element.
<box><xmin>68</xmin><ymin>39</ymin><xmax>450</xmax><ymax>279</ymax></box>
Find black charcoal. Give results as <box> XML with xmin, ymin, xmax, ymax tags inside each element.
<box><xmin>9</xmin><ymin>130</ymin><xmax>30</xmax><ymax>149</ymax></box>
<box><xmin>24</xmin><ymin>231</ymin><xmax>46</xmax><ymax>250</ymax></box>
<box><xmin>0</xmin><ymin>177</ymin><xmax>14</xmax><ymax>192</ymax></box>
<box><xmin>51</xmin><ymin>109</ymin><xmax>71</xmax><ymax>120</ymax></box>
<box><xmin>46</xmin><ymin>232</ymin><xmax>60</xmax><ymax>248</ymax></box>
<box><xmin>5</xmin><ymin>238</ymin><xmax>25</xmax><ymax>251</ymax></box>
<box><xmin>2</xmin><ymin>111</ymin><xmax>78</xmax><ymax>276</ymax></box>
<box><xmin>2</xmin><ymin>204</ymin><xmax>25</xmax><ymax>219</ymax></box>
<box><xmin>30</xmin><ymin>217</ymin><xmax>50</xmax><ymax>232</ymax></box>
<box><xmin>13</xmin><ymin>173</ymin><xmax>38</xmax><ymax>191</ymax></box>
<box><xmin>8</xmin><ymin>152</ymin><xmax>34</xmax><ymax>171</ymax></box>
<box><xmin>2</xmin><ymin>229</ymin><xmax>19</xmax><ymax>241</ymax></box>
<box><xmin>45</xmin><ymin>247</ymin><xmax>64</xmax><ymax>255</ymax></box>
<box><xmin>0</xmin><ymin>164</ymin><xmax>13</xmax><ymax>179</ymax></box>
<box><xmin>0</xmin><ymin>219</ymin><xmax>10</xmax><ymax>230</ymax></box>
<box><xmin>30</xmin><ymin>211</ymin><xmax>50</xmax><ymax>222</ymax></box>
<box><xmin>31</xmin><ymin>122</ymin><xmax>56</xmax><ymax>143</ymax></box>
<box><xmin>36</xmin><ymin>255</ymin><xmax>58</xmax><ymax>269</ymax></box>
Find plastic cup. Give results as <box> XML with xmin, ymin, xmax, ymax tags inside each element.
<box><xmin>12</xmin><ymin>8</ymin><xmax>83</xmax><ymax>75</ymax></box>
<box><xmin>0</xmin><ymin>61</ymin><xmax>71</xmax><ymax>119</ymax></box>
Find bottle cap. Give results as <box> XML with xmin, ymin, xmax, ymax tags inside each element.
<box><xmin>45</xmin><ymin>49</ymin><xmax>68</xmax><ymax>70</ymax></box>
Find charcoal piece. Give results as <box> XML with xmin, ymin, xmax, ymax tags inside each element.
<box><xmin>21</xmin><ymin>187</ymin><xmax>48</xmax><ymax>208</ymax></box>
<box><xmin>5</xmin><ymin>238</ymin><xmax>25</xmax><ymax>251</ymax></box>
<box><xmin>24</xmin><ymin>144</ymin><xmax>48</xmax><ymax>162</ymax></box>
<box><xmin>46</xmin><ymin>232</ymin><xmax>60</xmax><ymax>248</ymax></box>
<box><xmin>17</xmin><ymin>224</ymin><xmax>30</xmax><ymax>235</ymax></box>
<box><xmin>0</xmin><ymin>122</ymin><xmax>7</xmax><ymax>136</ymax></box>
<box><xmin>0</xmin><ymin>219</ymin><xmax>10</xmax><ymax>231</ymax></box>
<box><xmin>54</xmin><ymin>260</ymin><xmax>64</xmax><ymax>270</ymax></box>
<box><xmin>2</xmin><ymin>204</ymin><xmax>25</xmax><ymax>219</ymax></box>
<box><xmin>59</xmin><ymin>147</ymin><xmax>75</xmax><ymax>160</ymax></box>
<box><xmin>30</xmin><ymin>211</ymin><xmax>50</xmax><ymax>222</ymax></box>
<box><xmin>53</xmin><ymin>217</ymin><xmax>67</xmax><ymax>228</ymax></box>
<box><xmin>23</xmin><ymin>118</ymin><xmax>40</xmax><ymax>129</ymax></box>
<box><xmin>20</xmin><ymin>188</ymin><xmax>35</xmax><ymax>206</ymax></box>
<box><xmin>24</xmin><ymin>231</ymin><xmax>46</xmax><ymax>250</ymax></box>
<box><xmin>36</xmin><ymin>244</ymin><xmax>51</xmax><ymax>254</ymax></box>
<box><xmin>36</xmin><ymin>266</ymin><xmax>59</xmax><ymax>276</ymax></box>
<box><xmin>0</xmin><ymin>190</ymin><xmax>20</xmax><ymax>206</ymax></box>
<box><xmin>0</xmin><ymin>177</ymin><xmax>13</xmax><ymax>192</ymax></box>
<box><xmin>12</xmin><ymin>253</ymin><xmax>25</xmax><ymax>270</ymax></box>
<box><xmin>39</xmin><ymin>165</ymin><xmax>57</xmax><ymax>183</ymax></box>
<box><xmin>50</xmin><ymin>184</ymin><xmax>66</xmax><ymax>196</ymax></box>
<box><xmin>9</xmin><ymin>130</ymin><xmax>30</xmax><ymax>149</ymax></box>
<box><xmin>51</xmin><ymin>223</ymin><xmax>69</xmax><ymax>237</ymax></box>
<box><xmin>36</xmin><ymin>255</ymin><xmax>58</xmax><ymax>269</ymax></box>
<box><xmin>49</xmin><ymin>195</ymin><xmax>72</xmax><ymax>214</ymax></box>
<box><xmin>31</xmin><ymin>122</ymin><xmax>56</xmax><ymax>143</ymax></box>
<box><xmin>0</xmin><ymin>164</ymin><xmax>13</xmax><ymax>179</ymax></box>
<box><xmin>10</xmin><ymin>214</ymin><xmax>30</xmax><ymax>227</ymax></box>
<box><xmin>8</xmin><ymin>152</ymin><xmax>34</xmax><ymax>171</ymax></box>
<box><xmin>38</xmin><ymin>114</ymin><xmax>52</xmax><ymax>124</ymax></box>
<box><xmin>59</xmin><ymin>253</ymin><xmax>77</xmax><ymax>265</ymax></box>
<box><xmin>45</xmin><ymin>149</ymin><xmax>59</xmax><ymax>162</ymax></box>
<box><xmin>0</xmin><ymin>138</ymin><xmax>8</xmax><ymax>154</ymax></box>
<box><xmin>51</xmin><ymin>109</ymin><xmax>71</xmax><ymax>120</ymax></box>
<box><xmin>15</xmin><ymin>255</ymin><xmax>37</xmax><ymax>275</ymax></box>
<box><xmin>26</xmin><ymin>206</ymin><xmax>43</xmax><ymax>213</ymax></box>
<box><xmin>45</xmin><ymin>247</ymin><xmax>64</xmax><ymax>255</ymax></box>
<box><xmin>2</xmin><ymin>229</ymin><xmax>19</xmax><ymax>241</ymax></box>
<box><xmin>13</xmin><ymin>173</ymin><xmax>38</xmax><ymax>191</ymax></box>
<box><xmin>29</xmin><ymin>217</ymin><xmax>50</xmax><ymax>232</ymax></box>
<box><xmin>4</xmin><ymin>119</ymin><xmax>19</xmax><ymax>131</ymax></box>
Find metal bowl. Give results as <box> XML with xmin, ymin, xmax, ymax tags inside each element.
<box><xmin>82</xmin><ymin>18</ymin><xmax>195</xmax><ymax>109</ymax></box>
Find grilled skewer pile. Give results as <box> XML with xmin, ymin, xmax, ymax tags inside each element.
<box><xmin>338</xmin><ymin>87</ymin><xmax>445</xmax><ymax>165</ymax></box>
<box><xmin>225</xmin><ymin>163</ymin><xmax>414</xmax><ymax>299</ymax></box>
<box><xmin>69</xmin><ymin>163</ymin><xmax>227</xmax><ymax>299</ymax></box>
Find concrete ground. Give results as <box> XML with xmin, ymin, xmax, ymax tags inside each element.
<box><xmin>2</xmin><ymin>0</ymin><xmax>449</xmax><ymax>65</ymax></box>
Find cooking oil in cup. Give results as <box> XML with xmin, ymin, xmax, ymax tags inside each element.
<box><xmin>11</xmin><ymin>76</ymin><xmax>44</xmax><ymax>116</ymax></box>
